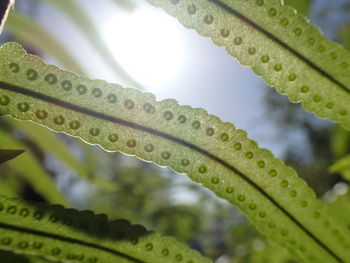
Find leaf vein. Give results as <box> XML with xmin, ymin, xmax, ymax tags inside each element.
<box><xmin>0</xmin><ymin>81</ymin><xmax>343</xmax><ymax>262</ymax></box>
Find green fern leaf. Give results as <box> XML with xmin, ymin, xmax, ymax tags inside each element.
<box><xmin>146</xmin><ymin>0</ymin><xmax>350</xmax><ymax>130</ymax></box>
<box><xmin>0</xmin><ymin>42</ymin><xmax>350</xmax><ymax>262</ymax></box>
<box><xmin>0</xmin><ymin>195</ymin><xmax>210</xmax><ymax>263</ymax></box>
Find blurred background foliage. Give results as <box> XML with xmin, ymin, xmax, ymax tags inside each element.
<box><xmin>0</xmin><ymin>0</ymin><xmax>350</xmax><ymax>262</ymax></box>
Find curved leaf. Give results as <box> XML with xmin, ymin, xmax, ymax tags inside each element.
<box><xmin>0</xmin><ymin>149</ymin><xmax>24</xmax><ymax>165</ymax></box>
<box><xmin>146</xmin><ymin>0</ymin><xmax>350</xmax><ymax>130</ymax></box>
<box><xmin>0</xmin><ymin>195</ymin><xmax>210</xmax><ymax>263</ymax></box>
<box><xmin>0</xmin><ymin>128</ymin><xmax>68</xmax><ymax>205</ymax></box>
<box><xmin>0</xmin><ymin>42</ymin><xmax>350</xmax><ymax>262</ymax></box>
<box><xmin>5</xmin><ymin>11</ymin><xmax>85</xmax><ymax>75</ymax></box>
<box><xmin>37</xmin><ymin>0</ymin><xmax>144</xmax><ymax>89</ymax></box>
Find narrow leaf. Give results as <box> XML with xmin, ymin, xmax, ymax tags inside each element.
<box><xmin>0</xmin><ymin>42</ymin><xmax>349</xmax><ymax>262</ymax></box>
<box><xmin>0</xmin><ymin>0</ymin><xmax>14</xmax><ymax>33</ymax></box>
<box><xmin>146</xmin><ymin>0</ymin><xmax>350</xmax><ymax>130</ymax></box>
<box><xmin>0</xmin><ymin>195</ymin><xmax>210</xmax><ymax>263</ymax></box>
<box><xmin>37</xmin><ymin>0</ymin><xmax>144</xmax><ymax>89</ymax></box>
<box><xmin>0</xmin><ymin>149</ymin><xmax>24</xmax><ymax>165</ymax></box>
<box><xmin>5</xmin><ymin>11</ymin><xmax>85</xmax><ymax>75</ymax></box>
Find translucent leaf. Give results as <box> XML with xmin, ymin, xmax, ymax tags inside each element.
<box><xmin>0</xmin><ymin>42</ymin><xmax>349</xmax><ymax>262</ymax></box>
<box><xmin>0</xmin><ymin>195</ymin><xmax>210</xmax><ymax>263</ymax></box>
<box><xmin>146</xmin><ymin>0</ymin><xmax>350</xmax><ymax>130</ymax></box>
<box><xmin>0</xmin><ymin>149</ymin><xmax>24</xmax><ymax>165</ymax></box>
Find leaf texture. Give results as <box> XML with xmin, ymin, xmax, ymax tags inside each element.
<box><xmin>146</xmin><ymin>0</ymin><xmax>350</xmax><ymax>130</ymax></box>
<box><xmin>0</xmin><ymin>195</ymin><xmax>210</xmax><ymax>263</ymax></box>
<box><xmin>0</xmin><ymin>43</ymin><xmax>350</xmax><ymax>262</ymax></box>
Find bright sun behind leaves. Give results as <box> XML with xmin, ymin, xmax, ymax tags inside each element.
<box><xmin>104</xmin><ymin>6</ymin><xmax>185</xmax><ymax>89</ymax></box>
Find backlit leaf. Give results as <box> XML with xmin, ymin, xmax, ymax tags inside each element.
<box><xmin>0</xmin><ymin>43</ymin><xmax>349</xmax><ymax>262</ymax></box>
<box><xmin>146</xmin><ymin>0</ymin><xmax>350</xmax><ymax>130</ymax></box>
<box><xmin>0</xmin><ymin>195</ymin><xmax>210</xmax><ymax>263</ymax></box>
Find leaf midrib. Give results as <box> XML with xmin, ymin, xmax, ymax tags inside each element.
<box><xmin>207</xmin><ymin>0</ymin><xmax>349</xmax><ymax>94</ymax></box>
<box><xmin>0</xmin><ymin>81</ymin><xmax>343</xmax><ymax>262</ymax></box>
<box><xmin>0</xmin><ymin>222</ymin><xmax>144</xmax><ymax>263</ymax></box>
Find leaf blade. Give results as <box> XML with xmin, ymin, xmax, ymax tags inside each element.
<box><xmin>0</xmin><ymin>42</ymin><xmax>350</xmax><ymax>262</ymax></box>
<box><xmin>146</xmin><ymin>0</ymin><xmax>350</xmax><ymax>130</ymax></box>
<box><xmin>0</xmin><ymin>195</ymin><xmax>211</xmax><ymax>263</ymax></box>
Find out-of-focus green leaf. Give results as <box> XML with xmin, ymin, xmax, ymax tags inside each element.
<box><xmin>0</xmin><ymin>149</ymin><xmax>24</xmax><ymax>165</ymax></box>
<box><xmin>0</xmin><ymin>129</ymin><xmax>68</xmax><ymax>205</ymax></box>
<box><xmin>38</xmin><ymin>0</ymin><xmax>144</xmax><ymax>89</ymax></box>
<box><xmin>330</xmin><ymin>126</ymin><xmax>350</xmax><ymax>160</ymax></box>
<box><xmin>284</xmin><ymin>0</ymin><xmax>311</xmax><ymax>16</ymax></box>
<box><xmin>339</xmin><ymin>23</ymin><xmax>350</xmax><ymax>50</ymax></box>
<box><xmin>330</xmin><ymin>154</ymin><xmax>350</xmax><ymax>181</ymax></box>
<box><xmin>5</xmin><ymin>11</ymin><xmax>85</xmax><ymax>75</ymax></box>
<box><xmin>0</xmin><ymin>0</ymin><xmax>14</xmax><ymax>33</ymax></box>
<box><xmin>111</xmin><ymin>0</ymin><xmax>136</xmax><ymax>11</ymax></box>
<box><xmin>12</xmin><ymin>120</ymin><xmax>120</xmax><ymax>191</ymax></box>
<box><xmin>232</xmin><ymin>241</ymin><xmax>298</xmax><ymax>263</ymax></box>
<box><xmin>11</xmin><ymin>120</ymin><xmax>88</xmax><ymax>177</ymax></box>
<box><xmin>328</xmin><ymin>191</ymin><xmax>350</xmax><ymax>225</ymax></box>
<box><xmin>0</xmin><ymin>171</ymin><xmax>21</xmax><ymax>198</ymax></box>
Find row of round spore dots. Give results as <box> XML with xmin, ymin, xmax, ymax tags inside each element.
<box><xmin>3</xmin><ymin>62</ymin><xmax>341</xmax><ymax>259</ymax></box>
<box><xmin>0</xmin><ymin>202</ymin><xmax>199</xmax><ymax>263</ymax></box>
<box><xmin>168</xmin><ymin>0</ymin><xmax>349</xmax><ymax>119</ymax></box>
<box><xmin>0</xmin><ymin>202</ymin><xmax>98</xmax><ymax>263</ymax></box>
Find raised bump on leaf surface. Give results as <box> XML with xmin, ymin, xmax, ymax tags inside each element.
<box><xmin>0</xmin><ymin>196</ymin><xmax>210</xmax><ymax>263</ymax></box>
<box><xmin>146</xmin><ymin>0</ymin><xmax>350</xmax><ymax>131</ymax></box>
<box><xmin>0</xmin><ymin>43</ymin><xmax>350</xmax><ymax>262</ymax></box>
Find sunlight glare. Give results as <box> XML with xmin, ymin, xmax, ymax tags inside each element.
<box><xmin>104</xmin><ymin>6</ymin><xmax>185</xmax><ymax>89</ymax></box>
